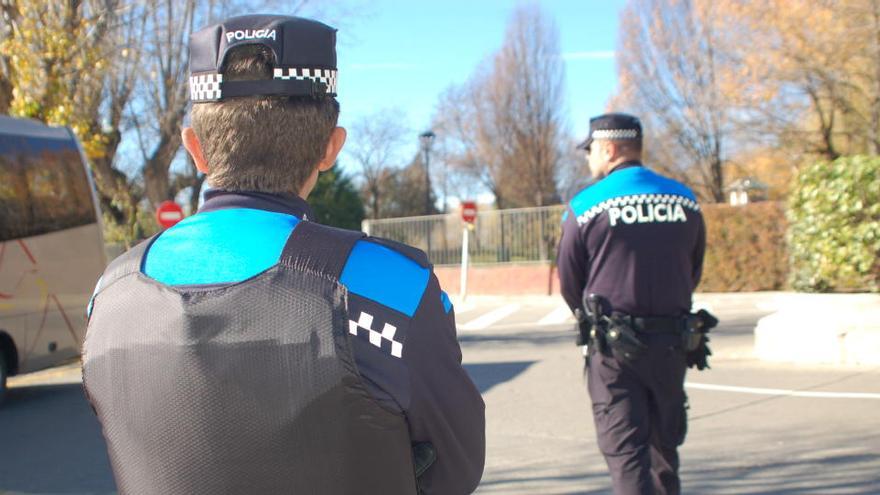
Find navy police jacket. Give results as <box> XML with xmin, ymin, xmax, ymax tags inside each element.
<box><xmin>116</xmin><ymin>189</ymin><xmax>485</xmax><ymax>494</ymax></box>
<box><xmin>557</xmin><ymin>162</ymin><xmax>706</xmax><ymax>317</ymax></box>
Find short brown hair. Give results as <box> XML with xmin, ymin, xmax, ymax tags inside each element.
<box><xmin>594</xmin><ymin>138</ymin><xmax>643</xmax><ymax>154</ymax></box>
<box><xmin>191</xmin><ymin>45</ymin><xmax>339</xmax><ymax>194</ymax></box>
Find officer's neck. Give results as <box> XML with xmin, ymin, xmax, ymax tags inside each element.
<box><xmin>600</xmin><ymin>158</ymin><xmax>642</xmax><ymax>178</ymax></box>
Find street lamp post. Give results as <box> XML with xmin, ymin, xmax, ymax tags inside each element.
<box><xmin>419</xmin><ymin>130</ymin><xmax>436</xmax><ymax>258</ymax></box>
<box><xmin>419</xmin><ymin>130</ymin><xmax>435</xmax><ymax>215</ymax></box>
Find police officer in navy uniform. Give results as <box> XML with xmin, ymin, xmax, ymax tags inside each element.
<box><xmin>82</xmin><ymin>15</ymin><xmax>484</xmax><ymax>495</ymax></box>
<box><xmin>557</xmin><ymin>113</ymin><xmax>708</xmax><ymax>495</ymax></box>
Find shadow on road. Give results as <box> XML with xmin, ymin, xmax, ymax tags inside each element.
<box><xmin>0</xmin><ymin>383</ymin><xmax>115</xmax><ymax>494</ymax></box>
<box><xmin>464</xmin><ymin>361</ymin><xmax>536</xmax><ymax>394</ymax></box>
<box><xmin>683</xmin><ymin>451</ymin><xmax>880</xmax><ymax>494</ymax></box>
<box><xmin>477</xmin><ymin>467</ymin><xmax>610</xmax><ymax>494</ymax></box>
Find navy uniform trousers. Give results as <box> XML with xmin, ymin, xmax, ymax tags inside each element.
<box><xmin>586</xmin><ymin>331</ymin><xmax>688</xmax><ymax>495</ymax></box>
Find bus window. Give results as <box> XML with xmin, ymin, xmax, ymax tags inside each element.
<box><xmin>0</xmin><ymin>153</ymin><xmax>31</xmax><ymax>242</ymax></box>
<box><xmin>0</xmin><ymin>135</ymin><xmax>95</xmax><ymax>241</ymax></box>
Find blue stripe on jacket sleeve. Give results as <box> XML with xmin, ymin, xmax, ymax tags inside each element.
<box><xmin>340</xmin><ymin>240</ymin><xmax>430</xmax><ymax>317</ymax></box>
<box><xmin>440</xmin><ymin>291</ymin><xmax>453</xmax><ymax>313</ymax></box>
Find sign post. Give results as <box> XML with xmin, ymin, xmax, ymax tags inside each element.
<box><xmin>460</xmin><ymin>201</ymin><xmax>477</xmax><ymax>301</ymax></box>
<box><xmin>156</xmin><ymin>200</ymin><xmax>184</xmax><ymax>230</ymax></box>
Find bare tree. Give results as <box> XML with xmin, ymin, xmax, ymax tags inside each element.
<box><xmin>89</xmin><ymin>2</ymin><xmax>148</xmax><ymax>231</ymax></box>
<box><xmin>612</xmin><ymin>0</ymin><xmax>734</xmax><ymax>202</ymax></box>
<box><xmin>436</xmin><ymin>73</ymin><xmax>504</xmax><ymax>205</ymax></box>
<box><xmin>133</xmin><ymin>0</ymin><xmax>196</xmax><ymax>208</ymax></box>
<box><xmin>492</xmin><ymin>4</ymin><xmax>566</xmax><ymax>207</ymax></box>
<box><xmin>347</xmin><ymin>109</ymin><xmax>408</xmax><ymax>219</ymax></box>
<box><xmin>556</xmin><ymin>138</ymin><xmax>593</xmax><ymax>201</ymax></box>
<box><xmin>382</xmin><ymin>152</ymin><xmax>440</xmax><ymax>218</ymax></box>
<box><xmin>437</xmin><ymin>3</ymin><xmax>566</xmax><ymax>209</ymax></box>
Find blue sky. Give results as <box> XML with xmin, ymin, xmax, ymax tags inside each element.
<box><xmin>331</xmin><ymin>0</ymin><xmax>626</xmax><ymax>171</ymax></box>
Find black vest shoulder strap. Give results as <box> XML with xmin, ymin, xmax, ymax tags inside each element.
<box><xmin>279</xmin><ymin>220</ymin><xmax>366</xmax><ymax>279</ymax></box>
<box><xmin>98</xmin><ymin>235</ymin><xmax>159</xmax><ymax>291</ymax></box>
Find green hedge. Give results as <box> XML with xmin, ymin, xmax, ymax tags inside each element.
<box><xmin>699</xmin><ymin>202</ymin><xmax>788</xmax><ymax>292</ymax></box>
<box><xmin>788</xmin><ymin>156</ymin><xmax>880</xmax><ymax>292</ymax></box>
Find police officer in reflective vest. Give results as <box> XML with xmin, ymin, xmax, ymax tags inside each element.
<box><xmin>557</xmin><ymin>113</ymin><xmax>713</xmax><ymax>495</ymax></box>
<box><xmin>82</xmin><ymin>15</ymin><xmax>485</xmax><ymax>495</ymax></box>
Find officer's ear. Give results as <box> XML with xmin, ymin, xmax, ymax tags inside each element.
<box><xmin>601</xmin><ymin>140</ymin><xmax>617</xmax><ymax>163</ymax></box>
<box><xmin>318</xmin><ymin>127</ymin><xmax>346</xmax><ymax>172</ymax></box>
<box><xmin>182</xmin><ymin>127</ymin><xmax>209</xmax><ymax>174</ymax></box>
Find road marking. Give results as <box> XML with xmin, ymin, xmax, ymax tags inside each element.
<box><xmin>686</xmin><ymin>382</ymin><xmax>880</xmax><ymax>400</ymax></box>
<box><xmin>538</xmin><ymin>305</ymin><xmax>573</xmax><ymax>326</ymax></box>
<box><xmin>460</xmin><ymin>304</ymin><xmax>521</xmax><ymax>330</ymax></box>
<box><xmin>453</xmin><ymin>301</ymin><xmax>477</xmax><ymax>315</ymax></box>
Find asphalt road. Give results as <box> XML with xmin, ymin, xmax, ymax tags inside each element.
<box><xmin>459</xmin><ymin>293</ymin><xmax>880</xmax><ymax>494</ymax></box>
<box><xmin>1</xmin><ymin>293</ymin><xmax>879</xmax><ymax>494</ymax></box>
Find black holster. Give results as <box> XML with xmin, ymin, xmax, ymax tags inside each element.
<box><xmin>573</xmin><ymin>308</ymin><xmax>592</xmax><ymax>347</ymax></box>
<box><xmin>579</xmin><ymin>294</ymin><xmax>615</xmax><ymax>355</ymax></box>
<box><xmin>605</xmin><ymin>316</ymin><xmax>648</xmax><ymax>361</ymax></box>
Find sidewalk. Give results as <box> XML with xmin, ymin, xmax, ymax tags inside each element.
<box><xmin>455</xmin><ymin>291</ymin><xmax>880</xmax><ymax>367</ymax></box>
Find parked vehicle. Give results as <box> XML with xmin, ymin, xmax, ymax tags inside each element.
<box><xmin>0</xmin><ymin>115</ymin><xmax>106</xmax><ymax>402</ymax></box>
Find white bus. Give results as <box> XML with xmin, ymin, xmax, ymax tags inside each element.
<box><xmin>0</xmin><ymin>115</ymin><xmax>106</xmax><ymax>402</ymax></box>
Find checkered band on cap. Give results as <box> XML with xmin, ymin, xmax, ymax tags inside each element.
<box><xmin>190</xmin><ymin>74</ymin><xmax>223</xmax><ymax>102</ymax></box>
<box><xmin>591</xmin><ymin>129</ymin><xmax>639</xmax><ymax>140</ymax></box>
<box><xmin>274</xmin><ymin>68</ymin><xmax>338</xmax><ymax>95</ymax></box>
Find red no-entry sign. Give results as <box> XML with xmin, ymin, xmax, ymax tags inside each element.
<box><xmin>156</xmin><ymin>200</ymin><xmax>184</xmax><ymax>229</ymax></box>
<box><xmin>461</xmin><ymin>201</ymin><xmax>477</xmax><ymax>224</ymax></box>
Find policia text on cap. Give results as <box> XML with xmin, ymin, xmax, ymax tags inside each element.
<box><xmin>557</xmin><ymin>113</ymin><xmax>718</xmax><ymax>495</ymax></box>
<box><xmin>82</xmin><ymin>15</ymin><xmax>485</xmax><ymax>495</ymax></box>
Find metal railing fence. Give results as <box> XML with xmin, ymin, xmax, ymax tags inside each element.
<box><xmin>362</xmin><ymin>205</ymin><xmax>566</xmax><ymax>266</ymax></box>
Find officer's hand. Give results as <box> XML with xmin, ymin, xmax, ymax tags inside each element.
<box><xmin>686</xmin><ymin>336</ymin><xmax>711</xmax><ymax>371</ymax></box>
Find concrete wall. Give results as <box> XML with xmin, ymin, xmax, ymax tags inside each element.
<box><xmin>754</xmin><ymin>293</ymin><xmax>880</xmax><ymax>366</ymax></box>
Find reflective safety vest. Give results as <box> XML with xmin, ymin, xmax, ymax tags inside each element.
<box><xmin>83</xmin><ymin>221</ymin><xmax>418</xmax><ymax>494</ymax></box>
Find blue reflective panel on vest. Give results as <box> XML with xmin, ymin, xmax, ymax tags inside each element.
<box><xmin>440</xmin><ymin>291</ymin><xmax>453</xmax><ymax>314</ymax></box>
<box><xmin>340</xmin><ymin>240</ymin><xmax>430</xmax><ymax>317</ymax></box>
<box><xmin>570</xmin><ymin>167</ymin><xmax>697</xmax><ymax>217</ymax></box>
<box><xmin>143</xmin><ymin>208</ymin><xmax>300</xmax><ymax>285</ymax></box>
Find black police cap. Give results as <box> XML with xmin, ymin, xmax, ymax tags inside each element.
<box><xmin>189</xmin><ymin>14</ymin><xmax>337</xmax><ymax>103</ymax></box>
<box><xmin>576</xmin><ymin>113</ymin><xmax>642</xmax><ymax>151</ymax></box>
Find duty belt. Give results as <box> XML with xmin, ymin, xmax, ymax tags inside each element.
<box><xmin>611</xmin><ymin>313</ymin><xmax>685</xmax><ymax>334</ymax></box>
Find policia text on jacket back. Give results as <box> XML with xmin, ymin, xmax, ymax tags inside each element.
<box><xmin>557</xmin><ymin>113</ymin><xmax>716</xmax><ymax>495</ymax></box>
<box><xmin>82</xmin><ymin>15</ymin><xmax>485</xmax><ymax>495</ymax></box>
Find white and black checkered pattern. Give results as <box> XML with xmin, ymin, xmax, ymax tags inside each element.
<box><xmin>274</xmin><ymin>67</ymin><xmax>338</xmax><ymax>95</ymax></box>
<box><xmin>577</xmin><ymin>193</ymin><xmax>700</xmax><ymax>226</ymax></box>
<box><xmin>591</xmin><ymin>129</ymin><xmax>639</xmax><ymax>140</ymax></box>
<box><xmin>190</xmin><ymin>74</ymin><xmax>223</xmax><ymax>102</ymax></box>
<box><xmin>349</xmin><ymin>311</ymin><xmax>403</xmax><ymax>358</ymax></box>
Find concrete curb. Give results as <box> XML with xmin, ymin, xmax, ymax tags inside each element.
<box><xmin>754</xmin><ymin>293</ymin><xmax>880</xmax><ymax>366</ymax></box>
